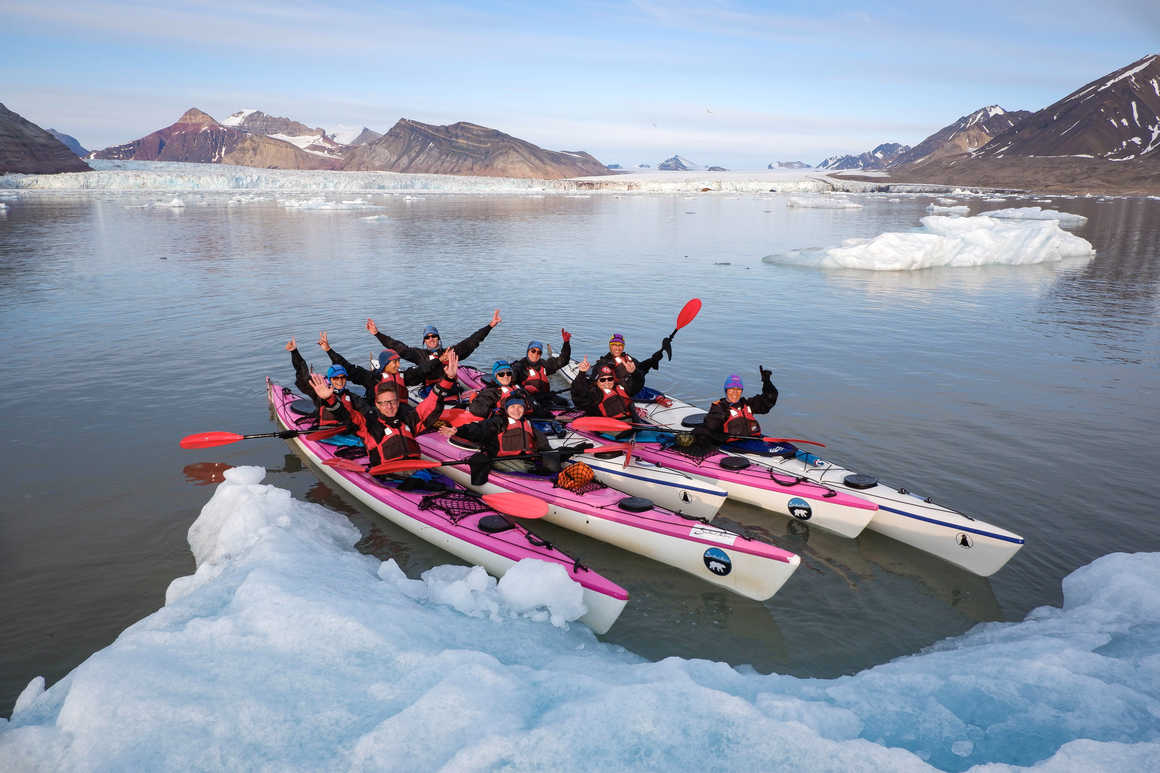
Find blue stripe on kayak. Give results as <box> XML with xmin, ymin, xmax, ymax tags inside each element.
<box><xmin>593</xmin><ymin>465</ymin><xmax>727</xmax><ymax>498</ymax></box>
<box><xmin>877</xmin><ymin>505</ymin><xmax>1025</xmax><ymax>544</ymax></box>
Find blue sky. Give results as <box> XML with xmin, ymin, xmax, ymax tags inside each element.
<box><xmin>2</xmin><ymin>0</ymin><xmax>1156</xmax><ymax>168</ymax></box>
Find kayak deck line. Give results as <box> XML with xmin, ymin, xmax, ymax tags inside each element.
<box><xmin>876</xmin><ymin>505</ymin><xmax>1025</xmax><ymax>544</ymax></box>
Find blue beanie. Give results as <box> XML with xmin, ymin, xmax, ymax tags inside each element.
<box><xmin>325</xmin><ymin>364</ymin><xmax>348</xmax><ymax>379</ymax></box>
<box><xmin>492</xmin><ymin>360</ymin><xmax>513</xmax><ymax>377</ymax></box>
<box><xmin>527</xmin><ymin>340</ymin><xmax>544</xmax><ymax>352</ymax></box>
<box><xmin>377</xmin><ymin>349</ymin><xmax>399</xmax><ymax>367</ymax></box>
<box><xmin>723</xmin><ymin>374</ymin><xmax>743</xmax><ymax>391</ymax></box>
<box><xmin>504</xmin><ymin>394</ymin><xmax>527</xmax><ymax>409</ymax></box>
<box><xmin>422</xmin><ymin>325</ymin><xmax>439</xmax><ymax>338</ymax></box>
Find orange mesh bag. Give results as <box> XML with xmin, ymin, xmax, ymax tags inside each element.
<box><xmin>556</xmin><ymin>461</ymin><xmax>596</xmax><ymax>492</ymax></box>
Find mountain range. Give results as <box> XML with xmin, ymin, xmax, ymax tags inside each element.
<box><xmin>89</xmin><ymin>108</ymin><xmax>341</xmax><ymax>169</ymax></box>
<box><xmin>4</xmin><ymin>52</ymin><xmax>1158</xmax><ymax>190</ymax></box>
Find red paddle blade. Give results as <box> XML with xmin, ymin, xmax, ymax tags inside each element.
<box><xmin>675</xmin><ymin>298</ymin><xmax>702</xmax><ymax>329</ymax></box>
<box><xmin>305</xmin><ymin>426</ymin><xmax>348</xmax><ymax>441</ymax></box>
<box><xmin>180</xmin><ymin>431</ymin><xmax>244</xmax><ymax>449</ymax></box>
<box><xmin>367</xmin><ymin>459</ymin><xmax>442</xmax><ymax>475</ymax></box>
<box><xmin>765</xmin><ymin>436</ymin><xmax>826</xmax><ymax>448</ymax></box>
<box><xmin>323</xmin><ymin>458</ymin><xmax>366</xmax><ymax>472</ymax></box>
<box><xmin>569</xmin><ymin>417</ymin><xmax>631</xmax><ymax>433</ymax></box>
<box><xmin>443</xmin><ymin>407</ymin><xmax>483</xmax><ymax>427</ymax></box>
<box><xmin>582</xmin><ymin>442</ymin><xmax>632</xmax><ymax>455</ymax></box>
<box><xmin>622</xmin><ymin>441</ymin><xmax>635</xmax><ymax>469</ymax></box>
<box><xmin>481</xmin><ymin>492</ymin><xmax>548</xmax><ymax>519</ymax></box>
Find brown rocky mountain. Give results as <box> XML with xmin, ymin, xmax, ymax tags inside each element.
<box><xmin>89</xmin><ymin>108</ymin><xmax>340</xmax><ymax>169</ymax></box>
<box><xmin>346</xmin><ymin>127</ymin><xmax>382</xmax><ymax>146</ymax></box>
<box><xmin>973</xmin><ymin>53</ymin><xmax>1160</xmax><ymax>160</ymax></box>
<box><xmin>0</xmin><ymin>103</ymin><xmax>91</xmax><ymax>174</ymax></box>
<box><xmin>342</xmin><ymin>119</ymin><xmax>610</xmax><ymax>178</ymax></box>
<box><xmin>891</xmin><ymin>106</ymin><xmax>1031</xmax><ymax>167</ymax></box>
<box><xmin>223</xmin><ymin>109</ymin><xmax>347</xmax><ymax>161</ymax></box>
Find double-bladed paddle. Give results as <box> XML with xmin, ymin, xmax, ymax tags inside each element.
<box><xmin>180</xmin><ymin>425</ymin><xmax>348</xmax><ymax>449</ymax></box>
<box><xmin>568</xmin><ymin>416</ymin><xmax>826</xmax><ymax>448</ymax></box>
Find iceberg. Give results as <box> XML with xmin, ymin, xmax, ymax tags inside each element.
<box><xmin>980</xmin><ymin>206</ymin><xmax>1088</xmax><ymax>225</ymax></box>
<box><xmin>763</xmin><ymin>215</ymin><xmax>1095</xmax><ymax>271</ymax></box>
<box><xmin>2</xmin><ymin>470</ymin><xmax>1158</xmax><ymax>771</ymax></box>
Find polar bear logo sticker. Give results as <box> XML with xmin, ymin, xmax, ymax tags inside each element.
<box><xmin>787</xmin><ymin>497</ymin><xmax>812</xmax><ymax>521</ymax></box>
<box><xmin>703</xmin><ymin>547</ymin><xmax>732</xmax><ymax>576</ymax></box>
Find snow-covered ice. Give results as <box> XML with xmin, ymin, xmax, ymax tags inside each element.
<box><xmin>2</xmin><ymin>468</ymin><xmax>1158</xmax><ymax>771</ymax></box>
<box><xmin>763</xmin><ymin>215</ymin><xmax>1095</xmax><ymax>271</ymax></box>
<box><xmin>786</xmin><ymin>195</ymin><xmax>863</xmax><ymax>209</ymax></box>
<box><xmin>982</xmin><ymin>206</ymin><xmax>1088</xmax><ymax>225</ymax></box>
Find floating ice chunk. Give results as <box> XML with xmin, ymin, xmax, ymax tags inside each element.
<box><xmin>786</xmin><ymin>196</ymin><xmax>863</xmax><ymax>209</ymax></box>
<box><xmin>156</xmin><ymin>197</ymin><xmax>185</xmax><ymax>208</ymax></box>
<box><xmin>361</xmin><ymin>214</ymin><xmax>390</xmax><ymax>221</ymax></box>
<box><xmin>277</xmin><ymin>197</ymin><xmax>381</xmax><ymax>211</ymax></box>
<box><xmin>497</xmin><ymin>558</ymin><xmax>587</xmax><ymax>627</ymax></box>
<box><xmin>983</xmin><ymin>197</ymin><xmax>1007</xmax><ymax>202</ymax></box>
<box><xmin>926</xmin><ymin>204</ymin><xmax>969</xmax><ymax>215</ymax></box>
<box><xmin>763</xmin><ymin>214</ymin><xmax>1095</xmax><ymax>270</ymax></box>
<box><xmin>0</xmin><ymin>201</ymin><xmax>7</xmax><ymax>211</ymax></box>
<box><xmin>981</xmin><ymin>206</ymin><xmax>1088</xmax><ymax>224</ymax></box>
<box><xmin>935</xmin><ymin>197</ymin><xmax>958</xmax><ymax>205</ymax></box>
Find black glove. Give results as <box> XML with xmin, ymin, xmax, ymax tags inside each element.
<box><xmin>759</xmin><ymin>366</ymin><xmax>773</xmax><ymax>384</ymax></box>
<box><xmin>661</xmin><ymin>335</ymin><xmax>673</xmax><ymax>361</ymax></box>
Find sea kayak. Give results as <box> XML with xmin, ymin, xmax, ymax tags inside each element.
<box><xmin>568</xmin><ymin>368</ymin><xmax>1025</xmax><ymax>578</ymax></box>
<box><xmin>267</xmin><ymin>379</ymin><xmax>629</xmax><ymax>633</ymax></box>
<box><xmin>424</xmin><ymin>366</ymin><xmax>730</xmax><ymax>521</ymax></box>
<box><xmin>415</xmin><ymin>429</ymin><xmax>801</xmax><ymax>601</ymax></box>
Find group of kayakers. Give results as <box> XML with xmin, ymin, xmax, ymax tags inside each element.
<box><xmin>284</xmin><ymin>309</ymin><xmax>778</xmax><ymax>471</ymax></box>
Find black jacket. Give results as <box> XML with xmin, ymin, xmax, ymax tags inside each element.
<box><xmin>374</xmin><ymin>323</ymin><xmax>495</xmax><ymax>369</ymax></box>
<box><xmin>695</xmin><ymin>377</ymin><xmax>779</xmax><ymax>445</ymax></box>
<box><xmin>570</xmin><ymin>367</ymin><xmax>644</xmax><ymax>418</ymax></box>
<box><xmin>454</xmin><ymin>412</ymin><xmax>550</xmax><ymax>459</ymax></box>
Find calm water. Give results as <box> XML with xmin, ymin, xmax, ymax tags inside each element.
<box><xmin>2</xmin><ymin>189</ymin><xmax>1158</xmax><ymax>714</ymax></box>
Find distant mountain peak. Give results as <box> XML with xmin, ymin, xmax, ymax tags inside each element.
<box><xmin>892</xmin><ymin>106</ymin><xmax>1031</xmax><ymax>167</ymax></box>
<box><xmin>658</xmin><ymin>155</ymin><xmax>700</xmax><ymax>171</ymax></box>
<box><xmin>817</xmin><ymin>143</ymin><xmax>909</xmax><ymax>171</ymax></box>
<box><xmin>177</xmin><ymin>108</ymin><xmax>218</xmax><ymax>125</ymax></box>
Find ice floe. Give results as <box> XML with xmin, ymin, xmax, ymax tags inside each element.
<box><xmin>926</xmin><ymin>204</ymin><xmax>970</xmax><ymax>215</ymax></box>
<box><xmin>980</xmin><ymin>206</ymin><xmax>1088</xmax><ymax>225</ymax></box>
<box><xmin>763</xmin><ymin>214</ymin><xmax>1095</xmax><ymax>270</ymax></box>
<box><xmin>786</xmin><ymin>195</ymin><xmax>863</xmax><ymax>209</ymax></box>
<box><xmin>277</xmin><ymin>197</ymin><xmax>382</xmax><ymax>211</ymax></box>
<box><xmin>1</xmin><ymin>469</ymin><xmax>1157</xmax><ymax>770</ymax></box>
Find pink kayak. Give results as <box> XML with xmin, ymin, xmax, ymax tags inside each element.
<box><xmin>415</xmin><ymin>430</ymin><xmax>801</xmax><ymax>601</ymax></box>
<box><xmin>267</xmin><ymin>379</ymin><xmax>628</xmax><ymax>634</ymax></box>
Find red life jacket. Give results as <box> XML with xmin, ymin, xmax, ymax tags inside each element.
<box><xmin>520</xmin><ymin>363</ymin><xmax>550</xmax><ymax>394</ymax></box>
<box><xmin>422</xmin><ymin>348</ymin><xmax>445</xmax><ymax>386</ymax></box>
<box><xmin>317</xmin><ymin>389</ymin><xmax>351</xmax><ymax>426</ymax></box>
<box><xmin>363</xmin><ymin>417</ymin><xmax>420</xmax><ymax>465</ymax></box>
<box><xmin>595</xmin><ymin>384</ymin><xmax>633</xmax><ymax>419</ymax></box>
<box><xmin>496</xmin><ymin>417</ymin><xmax>537</xmax><ymax>457</ymax></box>
<box><xmin>719</xmin><ymin>400</ymin><xmax>761</xmax><ymax>437</ymax></box>
<box><xmin>378</xmin><ymin>370</ymin><xmax>407</xmax><ymax>402</ymax></box>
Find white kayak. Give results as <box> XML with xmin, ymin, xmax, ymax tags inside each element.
<box><xmin>559</xmin><ymin>361</ymin><xmax>1025</xmax><ymax>577</ymax></box>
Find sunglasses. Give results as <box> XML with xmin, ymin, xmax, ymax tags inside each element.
<box><xmin>597</xmin><ymin>376</ymin><xmax>615</xmax><ymax>383</ymax></box>
<box><xmin>496</xmin><ymin>370</ymin><xmax>513</xmax><ymax>378</ymax></box>
<box><xmin>377</xmin><ymin>397</ymin><xmax>400</xmax><ymax>406</ymax></box>
<box><xmin>424</xmin><ymin>334</ymin><xmax>439</xmax><ymax>340</ymax></box>
<box><xmin>527</xmin><ymin>348</ymin><xmax>541</xmax><ymax>354</ymax></box>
